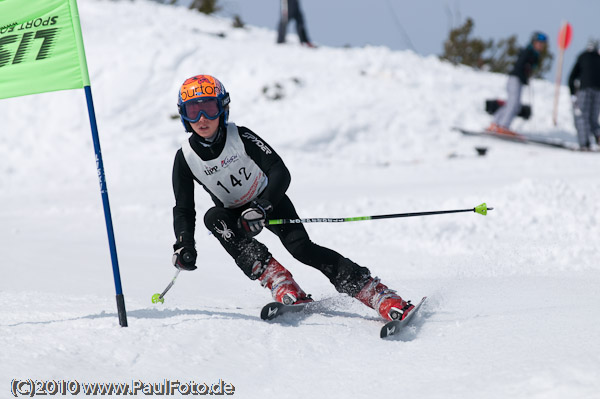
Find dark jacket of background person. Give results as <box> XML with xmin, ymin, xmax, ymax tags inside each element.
<box><xmin>510</xmin><ymin>45</ymin><xmax>540</xmax><ymax>85</ymax></box>
<box><xmin>568</xmin><ymin>46</ymin><xmax>600</xmax><ymax>95</ymax></box>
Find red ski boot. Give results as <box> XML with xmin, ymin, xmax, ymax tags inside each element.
<box><xmin>257</xmin><ymin>258</ymin><xmax>312</xmax><ymax>305</ymax></box>
<box><xmin>355</xmin><ymin>277</ymin><xmax>414</xmax><ymax>321</ymax></box>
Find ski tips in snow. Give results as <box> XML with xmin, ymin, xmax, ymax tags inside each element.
<box><xmin>260</xmin><ymin>301</ymin><xmax>308</xmax><ymax>321</ymax></box>
<box><xmin>380</xmin><ymin>296</ymin><xmax>427</xmax><ymax>339</ymax></box>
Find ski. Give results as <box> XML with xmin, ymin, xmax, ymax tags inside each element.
<box><xmin>261</xmin><ymin>297</ymin><xmax>428</xmax><ymax>338</ymax></box>
<box><xmin>454</xmin><ymin>127</ymin><xmax>585</xmax><ymax>151</ymax></box>
<box><xmin>380</xmin><ymin>297</ymin><xmax>427</xmax><ymax>339</ymax></box>
<box><xmin>260</xmin><ymin>301</ymin><xmax>310</xmax><ymax>321</ymax></box>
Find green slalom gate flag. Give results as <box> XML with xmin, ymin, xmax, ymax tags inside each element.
<box><xmin>0</xmin><ymin>0</ymin><xmax>90</xmax><ymax>99</ymax></box>
<box><xmin>1</xmin><ymin>0</ymin><xmax>128</xmax><ymax>327</ymax></box>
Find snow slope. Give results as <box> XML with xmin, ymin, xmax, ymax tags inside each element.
<box><xmin>1</xmin><ymin>1</ymin><xmax>599</xmax><ymax>398</ymax></box>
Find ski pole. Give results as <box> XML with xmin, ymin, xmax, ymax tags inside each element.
<box><xmin>268</xmin><ymin>203</ymin><xmax>493</xmax><ymax>225</ymax></box>
<box><xmin>151</xmin><ymin>269</ymin><xmax>181</xmax><ymax>304</ymax></box>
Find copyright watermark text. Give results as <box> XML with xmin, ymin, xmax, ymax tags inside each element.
<box><xmin>10</xmin><ymin>379</ymin><xmax>235</xmax><ymax>396</ymax></box>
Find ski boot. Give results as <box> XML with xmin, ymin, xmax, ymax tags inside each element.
<box><xmin>485</xmin><ymin>123</ymin><xmax>501</xmax><ymax>133</ymax></box>
<box><xmin>486</xmin><ymin>123</ymin><xmax>520</xmax><ymax>137</ymax></box>
<box><xmin>355</xmin><ymin>277</ymin><xmax>414</xmax><ymax>321</ymax></box>
<box><xmin>257</xmin><ymin>258</ymin><xmax>312</xmax><ymax>305</ymax></box>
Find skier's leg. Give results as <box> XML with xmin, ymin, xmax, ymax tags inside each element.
<box><xmin>574</xmin><ymin>89</ymin><xmax>593</xmax><ymax>148</ymax></box>
<box><xmin>492</xmin><ymin>104</ymin><xmax>506</xmax><ymax>127</ymax></box>
<box><xmin>265</xmin><ymin>195</ymin><xmax>371</xmax><ymax>295</ymax></box>
<box><xmin>204</xmin><ymin>206</ymin><xmax>309</xmax><ymax>304</ymax></box>
<box><xmin>277</xmin><ymin>0</ymin><xmax>289</xmax><ymax>43</ymax></box>
<box><xmin>291</xmin><ymin>0</ymin><xmax>311</xmax><ymax>44</ymax></box>
<box><xmin>492</xmin><ymin>80</ymin><xmax>512</xmax><ymax>126</ymax></box>
<box><xmin>496</xmin><ymin>75</ymin><xmax>523</xmax><ymax>130</ymax></box>
<box><xmin>589</xmin><ymin>89</ymin><xmax>600</xmax><ymax>144</ymax></box>
<box><xmin>267</xmin><ymin>195</ymin><xmax>416</xmax><ymax>320</ymax></box>
<box><xmin>204</xmin><ymin>206</ymin><xmax>269</xmax><ymax>278</ymax></box>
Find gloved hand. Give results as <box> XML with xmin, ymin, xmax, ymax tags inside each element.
<box><xmin>239</xmin><ymin>199</ymin><xmax>273</xmax><ymax>235</ymax></box>
<box><xmin>172</xmin><ymin>233</ymin><xmax>197</xmax><ymax>271</ymax></box>
<box><xmin>172</xmin><ymin>247</ymin><xmax>197</xmax><ymax>270</ymax></box>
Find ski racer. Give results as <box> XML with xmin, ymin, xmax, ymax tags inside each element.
<box><xmin>170</xmin><ymin>74</ymin><xmax>414</xmax><ymax>321</ymax></box>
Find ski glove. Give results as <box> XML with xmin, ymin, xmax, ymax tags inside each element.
<box><xmin>239</xmin><ymin>199</ymin><xmax>273</xmax><ymax>236</ymax></box>
<box><xmin>172</xmin><ymin>233</ymin><xmax>197</xmax><ymax>271</ymax></box>
<box><xmin>172</xmin><ymin>247</ymin><xmax>197</xmax><ymax>271</ymax></box>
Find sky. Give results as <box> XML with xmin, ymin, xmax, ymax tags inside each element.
<box><xmin>225</xmin><ymin>0</ymin><xmax>599</xmax><ymax>82</ymax></box>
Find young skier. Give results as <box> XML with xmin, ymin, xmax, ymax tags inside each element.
<box><xmin>488</xmin><ymin>32</ymin><xmax>548</xmax><ymax>135</ymax></box>
<box><xmin>171</xmin><ymin>74</ymin><xmax>415</xmax><ymax>321</ymax></box>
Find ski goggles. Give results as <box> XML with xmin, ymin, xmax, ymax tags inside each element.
<box><xmin>180</xmin><ymin>98</ymin><xmax>224</xmax><ymax>122</ymax></box>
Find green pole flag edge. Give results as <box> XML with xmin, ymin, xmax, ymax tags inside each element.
<box><xmin>0</xmin><ymin>0</ymin><xmax>90</xmax><ymax>99</ymax></box>
<box><xmin>68</xmin><ymin>0</ymin><xmax>91</xmax><ymax>85</ymax></box>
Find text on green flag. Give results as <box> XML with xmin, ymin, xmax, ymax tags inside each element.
<box><xmin>0</xmin><ymin>0</ymin><xmax>90</xmax><ymax>99</ymax></box>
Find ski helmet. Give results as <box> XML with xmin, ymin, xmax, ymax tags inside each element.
<box><xmin>531</xmin><ymin>31</ymin><xmax>548</xmax><ymax>43</ymax></box>
<box><xmin>177</xmin><ymin>75</ymin><xmax>230</xmax><ymax>133</ymax></box>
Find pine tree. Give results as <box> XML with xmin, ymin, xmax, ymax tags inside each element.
<box><xmin>484</xmin><ymin>36</ymin><xmax>519</xmax><ymax>73</ymax></box>
<box><xmin>441</xmin><ymin>18</ymin><xmax>492</xmax><ymax>68</ymax></box>
<box><xmin>188</xmin><ymin>0</ymin><xmax>221</xmax><ymax>14</ymax></box>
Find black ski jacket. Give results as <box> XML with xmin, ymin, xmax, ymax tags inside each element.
<box><xmin>568</xmin><ymin>49</ymin><xmax>600</xmax><ymax>95</ymax></box>
<box><xmin>510</xmin><ymin>45</ymin><xmax>540</xmax><ymax>85</ymax></box>
<box><xmin>172</xmin><ymin>125</ymin><xmax>290</xmax><ymax>240</ymax></box>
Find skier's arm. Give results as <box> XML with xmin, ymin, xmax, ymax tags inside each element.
<box><xmin>172</xmin><ymin>149</ymin><xmax>197</xmax><ymax>242</ymax></box>
<box><xmin>568</xmin><ymin>58</ymin><xmax>581</xmax><ymax>95</ymax></box>
<box><xmin>238</xmin><ymin>126</ymin><xmax>290</xmax><ymax>207</ymax></box>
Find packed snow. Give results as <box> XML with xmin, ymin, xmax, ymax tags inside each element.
<box><xmin>1</xmin><ymin>1</ymin><xmax>599</xmax><ymax>398</ymax></box>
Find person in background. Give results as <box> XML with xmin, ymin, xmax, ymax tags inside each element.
<box><xmin>277</xmin><ymin>0</ymin><xmax>315</xmax><ymax>47</ymax></box>
<box><xmin>171</xmin><ymin>74</ymin><xmax>415</xmax><ymax>322</ymax></box>
<box><xmin>488</xmin><ymin>32</ymin><xmax>548</xmax><ymax>135</ymax></box>
<box><xmin>568</xmin><ymin>39</ymin><xmax>600</xmax><ymax>150</ymax></box>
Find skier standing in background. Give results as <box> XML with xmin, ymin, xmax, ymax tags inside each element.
<box><xmin>171</xmin><ymin>74</ymin><xmax>415</xmax><ymax>322</ymax></box>
<box><xmin>277</xmin><ymin>0</ymin><xmax>315</xmax><ymax>47</ymax></box>
<box><xmin>568</xmin><ymin>39</ymin><xmax>600</xmax><ymax>150</ymax></box>
<box><xmin>488</xmin><ymin>32</ymin><xmax>548</xmax><ymax>135</ymax></box>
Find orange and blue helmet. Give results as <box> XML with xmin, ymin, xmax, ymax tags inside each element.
<box><xmin>177</xmin><ymin>75</ymin><xmax>230</xmax><ymax>132</ymax></box>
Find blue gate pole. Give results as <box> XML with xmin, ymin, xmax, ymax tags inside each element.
<box><xmin>83</xmin><ymin>85</ymin><xmax>128</xmax><ymax>327</ymax></box>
